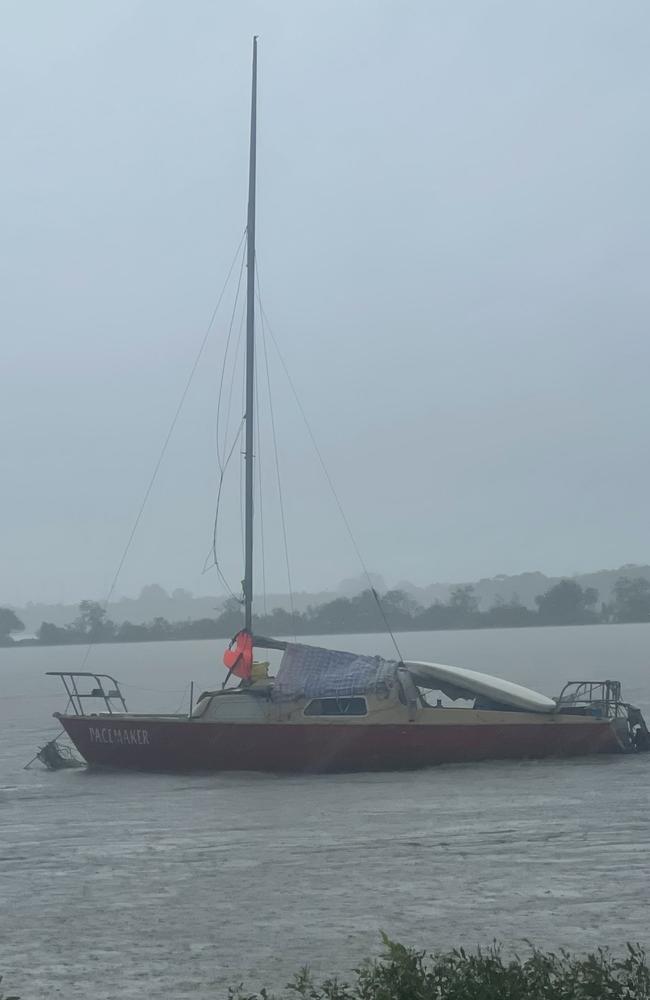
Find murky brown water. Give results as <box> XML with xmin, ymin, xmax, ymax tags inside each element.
<box><xmin>2</xmin><ymin>625</ymin><xmax>650</xmax><ymax>998</ymax></box>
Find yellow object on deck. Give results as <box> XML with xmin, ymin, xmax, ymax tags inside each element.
<box><xmin>251</xmin><ymin>661</ymin><xmax>270</xmax><ymax>682</ymax></box>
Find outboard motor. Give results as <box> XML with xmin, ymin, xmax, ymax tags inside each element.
<box><xmin>628</xmin><ymin>706</ymin><xmax>650</xmax><ymax>752</ymax></box>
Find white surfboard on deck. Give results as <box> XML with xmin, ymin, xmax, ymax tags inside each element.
<box><xmin>403</xmin><ymin>661</ymin><xmax>557</xmax><ymax>714</ymax></box>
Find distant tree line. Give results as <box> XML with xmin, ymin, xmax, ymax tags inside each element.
<box><xmin>2</xmin><ymin>575</ymin><xmax>650</xmax><ymax>648</ymax></box>
<box><xmin>0</xmin><ymin>608</ymin><xmax>25</xmax><ymax>646</ymax></box>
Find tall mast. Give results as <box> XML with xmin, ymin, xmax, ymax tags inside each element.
<box><xmin>243</xmin><ymin>36</ymin><xmax>258</xmax><ymax>633</ymax></box>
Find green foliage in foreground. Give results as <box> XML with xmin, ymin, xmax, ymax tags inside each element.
<box><xmin>3</xmin><ymin>939</ymin><xmax>649</xmax><ymax>999</ymax></box>
<box><xmin>231</xmin><ymin>936</ymin><xmax>650</xmax><ymax>1000</ymax></box>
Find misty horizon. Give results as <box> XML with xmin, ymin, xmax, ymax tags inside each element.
<box><xmin>9</xmin><ymin>558</ymin><xmax>650</xmax><ymax>617</ymax></box>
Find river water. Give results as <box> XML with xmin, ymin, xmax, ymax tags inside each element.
<box><xmin>2</xmin><ymin>625</ymin><xmax>650</xmax><ymax>998</ymax></box>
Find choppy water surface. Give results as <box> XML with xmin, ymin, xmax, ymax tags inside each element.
<box><xmin>2</xmin><ymin>625</ymin><xmax>650</xmax><ymax>998</ymax></box>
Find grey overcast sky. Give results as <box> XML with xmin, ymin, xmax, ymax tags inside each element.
<box><xmin>2</xmin><ymin>1</ymin><xmax>650</xmax><ymax>606</ymax></box>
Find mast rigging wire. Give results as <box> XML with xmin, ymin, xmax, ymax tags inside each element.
<box><xmin>205</xmin><ymin>241</ymin><xmax>248</xmax><ymax>599</ymax></box>
<box><xmin>254</xmin><ymin>352</ymin><xmax>268</xmax><ymax>616</ymax></box>
<box><xmin>204</xmin><ymin>296</ymin><xmax>247</xmax><ymax>598</ymax></box>
<box><xmin>258</xmin><ymin>290</ymin><xmax>297</xmax><ymax>640</ymax></box>
<box><xmin>79</xmin><ymin>230</ymin><xmax>247</xmax><ymax>668</ymax></box>
<box><xmin>254</xmin><ymin>262</ymin><xmax>403</xmax><ymax>663</ymax></box>
<box><xmin>219</xmin><ymin>286</ymin><xmax>247</xmax><ymax>475</ymax></box>
<box><xmin>204</xmin><ymin>415</ymin><xmax>245</xmax><ymax>600</ymax></box>
<box><xmin>216</xmin><ymin>241</ymin><xmax>247</xmax><ymax>473</ymax></box>
<box><xmin>239</xmin><ymin>314</ymin><xmax>247</xmax><ymax>569</ymax></box>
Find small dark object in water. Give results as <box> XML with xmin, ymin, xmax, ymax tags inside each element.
<box><xmin>0</xmin><ymin>972</ymin><xmax>20</xmax><ymax>999</ymax></box>
<box><xmin>35</xmin><ymin>739</ymin><xmax>84</xmax><ymax>771</ymax></box>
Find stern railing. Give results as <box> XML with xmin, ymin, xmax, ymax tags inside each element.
<box><xmin>556</xmin><ymin>680</ymin><xmax>626</xmax><ymax>719</ymax></box>
<box><xmin>47</xmin><ymin>672</ymin><xmax>128</xmax><ymax>716</ymax></box>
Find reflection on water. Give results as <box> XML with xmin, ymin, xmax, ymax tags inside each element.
<box><xmin>2</xmin><ymin>625</ymin><xmax>650</xmax><ymax>999</ymax></box>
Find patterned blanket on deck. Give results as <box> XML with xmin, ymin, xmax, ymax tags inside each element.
<box><xmin>272</xmin><ymin>643</ymin><xmax>398</xmax><ymax>701</ymax></box>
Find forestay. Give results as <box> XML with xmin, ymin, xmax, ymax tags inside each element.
<box><xmin>273</xmin><ymin>643</ymin><xmax>398</xmax><ymax>701</ymax></box>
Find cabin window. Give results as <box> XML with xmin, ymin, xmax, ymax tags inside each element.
<box><xmin>304</xmin><ymin>697</ymin><xmax>368</xmax><ymax>717</ymax></box>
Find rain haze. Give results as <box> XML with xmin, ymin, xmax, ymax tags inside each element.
<box><xmin>2</xmin><ymin>0</ymin><xmax>650</xmax><ymax>608</ymax></box>
<box><xmin>5</xmin><ymin>10</ymin><xmax>650</xmax><ymax>997</ymax></box>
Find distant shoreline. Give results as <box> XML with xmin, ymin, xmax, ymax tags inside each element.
<box><xmin>3</xmin><ymin>576</ymin><xmax>649</xmax><ymax>649</ymax></box>
<box><xmin>4</xmin><ymin>616</ymin><xmax>650</xmax><ymax>652</ymax></box>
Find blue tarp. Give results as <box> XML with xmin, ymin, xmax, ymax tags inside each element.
<box><xmin>273</xmin><ymin>643</ymin><xmax>398</xmax><ymax>701</ymax></box>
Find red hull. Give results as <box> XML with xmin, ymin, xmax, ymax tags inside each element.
<box><xmin>57</xmin><ymin>715</ymin><xmax>622</xmax><ymax>773</ymax></box>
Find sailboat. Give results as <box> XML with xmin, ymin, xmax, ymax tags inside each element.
<box><xmin>47</xmin><ymin>40</ymin><xmax>649</xmax><ymax>772</ymax></box>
